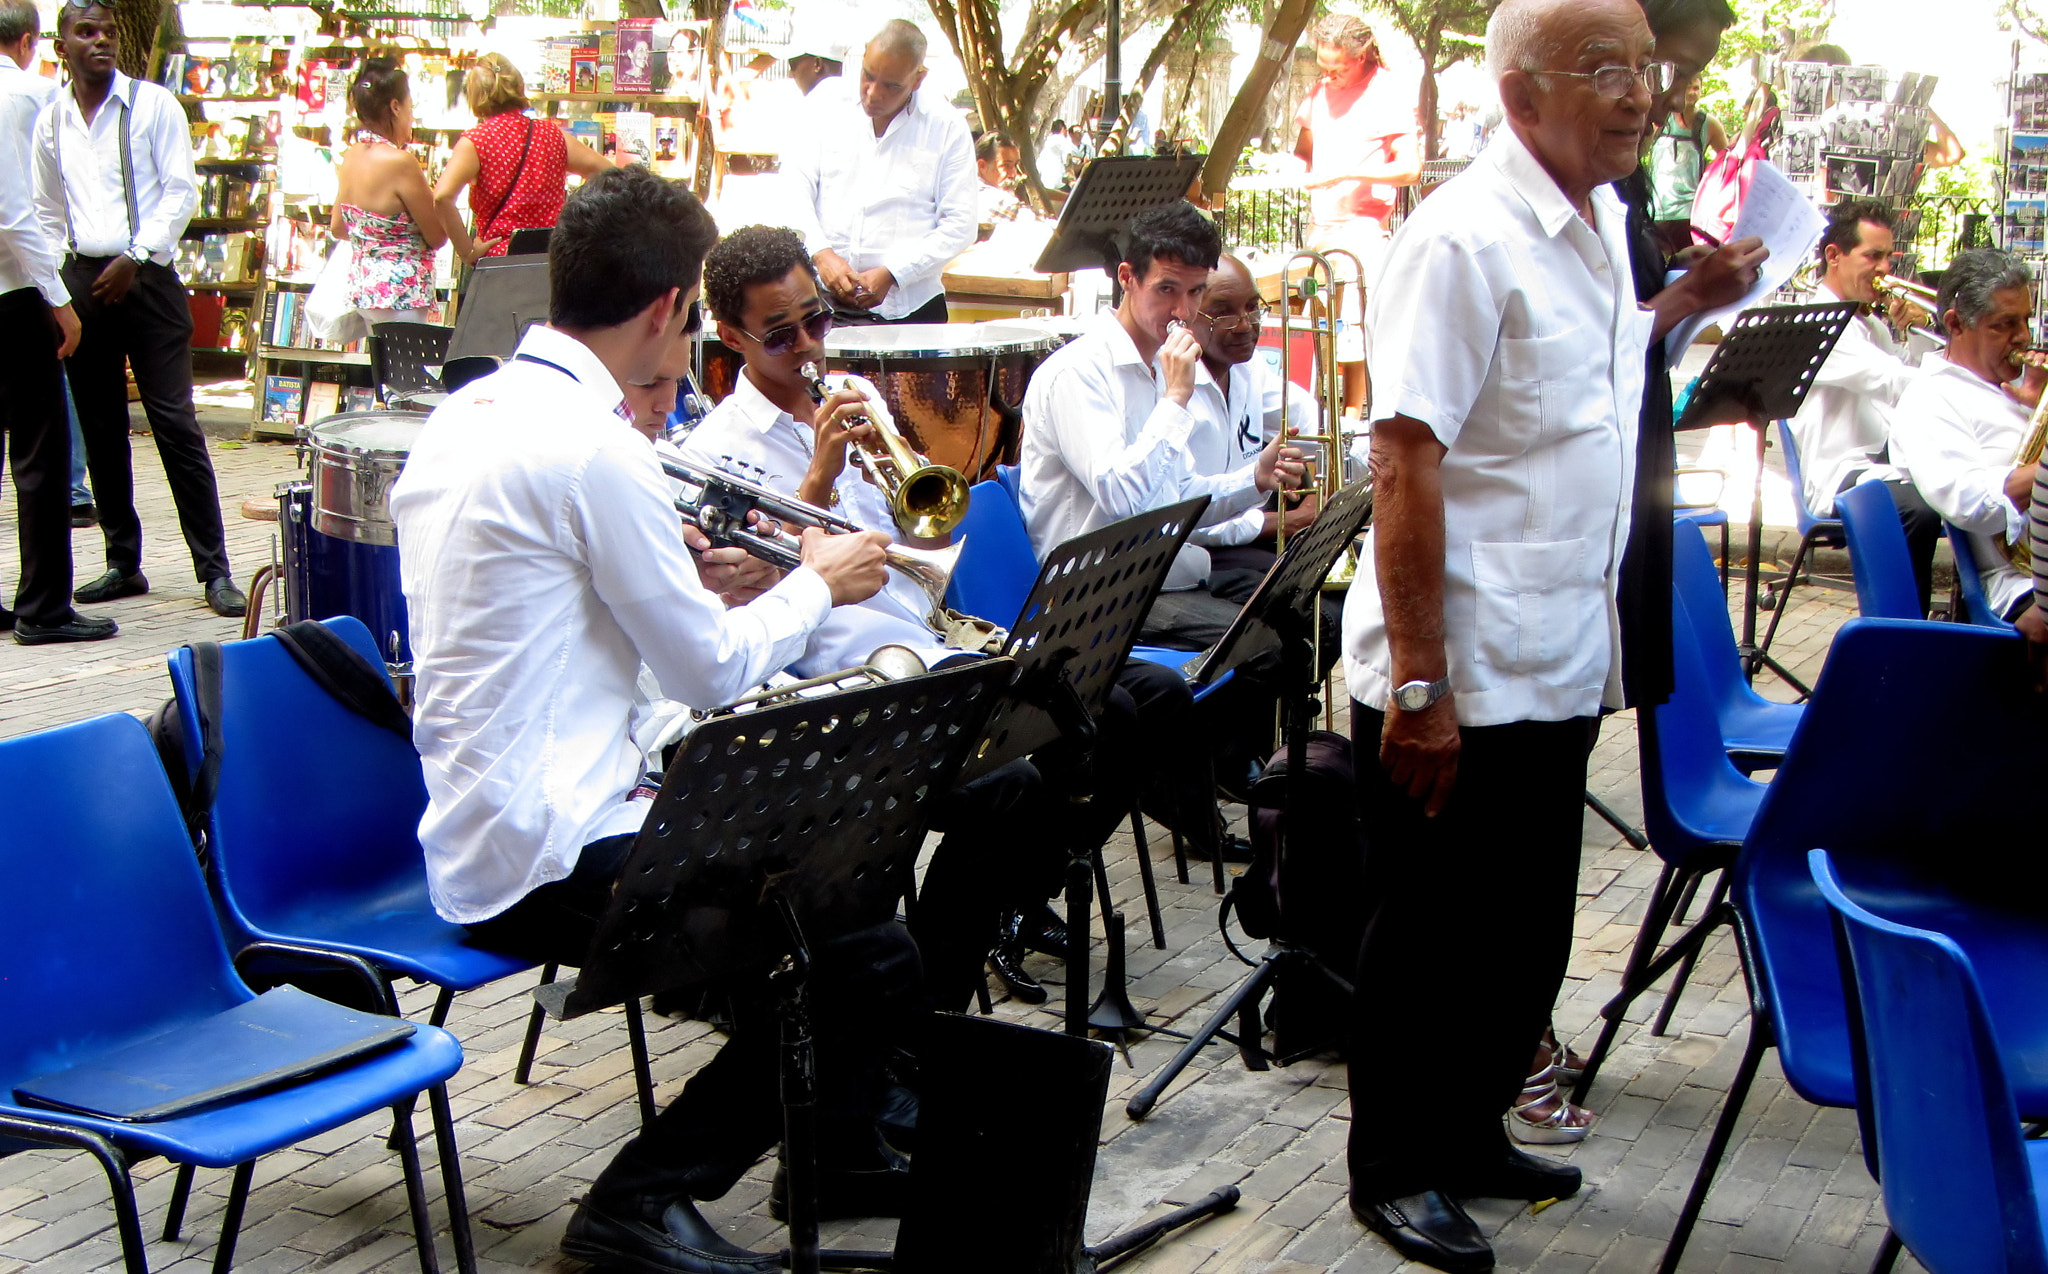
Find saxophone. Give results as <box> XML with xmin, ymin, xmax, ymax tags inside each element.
<box><xmin>2000</xmin><ymin>355</ymin><xmax>2048</xmax><ymax>571</ymax></box>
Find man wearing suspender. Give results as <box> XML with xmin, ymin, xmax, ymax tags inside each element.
<box><xmin>30</xmin><ymin>2</ymin><xmax>244</xmax><ymax>618</ymax></box>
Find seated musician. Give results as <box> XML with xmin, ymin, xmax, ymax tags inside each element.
<box><xmin>1786</xmin><ymin>200</ymin><xmax>1941</xmax><ymax>613</ymax></box>
<box><xmin>1893</xmin><ymin>247</ymin><xmax>2044</xmax><ymax>623</ymax></box>
<box><xmin>679</xmin><ymin>223</ymin><xmax>1222</xmax><ymax>998</ymax></box>
<box><xmin>392</xmin><ymin>168</ymin><xmax>906</xmax><ymax>1274</ymax></box>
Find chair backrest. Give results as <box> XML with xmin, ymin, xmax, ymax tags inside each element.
<box><xmin>0</xmin><ymin>714</ymin><xmax>249</xmax><ymax>1091</ymax></box>
<box><xmin>995</xmin><ymin>464</ymin><xmax>1022</xmax><ymax>507</ymax></box>
<box><xmin>945</xmin><ymin>479</ymin><xmax>1041</xmax><ymax>629</ymax></box>
<box><xmin>1945</xmin><ymin>522</ymin><xmax>2018</xmax><ymax>631</ymax></box>
<box><xmin>1776</xmin><ymin>420</ymin><xmax>1840</xmax><ymax>536</ymax></box>
<box><xmin>1809</xmin><ymin>849</ymin><xmax>2048</xmax><ymax>1274</ymax></box>
<box><xmin>370</xmin><ymin>322</ymin><xmax>452</xmax><ymax>400</ymax></box>
<box><xmin>166</xmin><ymin>617</ymin><xmax>431</xmax><ymax>944</ymax></box>
<box><xmin>1735</xmin><ymin>619</ymin><xmax>2038</xmax><ymax>1109</ymax></box>
<box><xmin>1835</xmin><ymin>481</ymin><xmax>1922</xmax><ymax>620</ymax></box>
<box><xmin>1670</xmin><ymin>519</ymin><xmax>1763</xmax><ymax>714</ymax></box>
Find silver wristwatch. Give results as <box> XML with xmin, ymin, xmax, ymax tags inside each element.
<box><xmin>1391</xmin><ymin>675</ymin><xmax>1451</xmax><ymax>713</ymax></box>
<box><xmin>124</xmin><ymin>245</ymin><xmax>150</xmax><ymax>265</ymax></box>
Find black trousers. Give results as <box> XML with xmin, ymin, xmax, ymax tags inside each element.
<box><xmin>1345</xmin><ymin>704</ymin><xmax>1595</xmax><ymax>1201</ymax></box>
<box><xmin>62</xmin><ymin>257</ymin><xmax>230</xmax><ymax>583</ymax></box>
<box><xmin>829</xmin><ymin>292</ymin><xmax>948</xmax><ymax>327</ymax></box>
<box><xmin>0</xmin><ymin>288</ymin><xmax>78</xmax><ymax>625</ymax></box>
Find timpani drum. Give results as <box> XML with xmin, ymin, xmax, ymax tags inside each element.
<box><xmin>822</xmin><ymin>323</ymin><xmax>1060</xmax><ymax>479</ymax></box>
<box><xmin>282</xmin><ymin>411</ymin><xmax>425</xmax><ymax>667</ymax></box>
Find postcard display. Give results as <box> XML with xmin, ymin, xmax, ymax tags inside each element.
<box><xmin>2000</xmin><ymin>42</ymin><xmax>2048</xmax><ymax>343</ymax></box>
<box><xmin>1776</xmin><ymin>63</ymin><xmax>1940</xmax><ymax>278</ymax></box>
<box><xmin>152</xmin><ymin>1</ymin><xmax>706</xmax><ymax>435</ymax></box>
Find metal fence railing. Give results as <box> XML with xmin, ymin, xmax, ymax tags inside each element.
<box><xmin>1217</xmin><ymin>183</ymin><xmax>1306</xmax><ymax>254</ymax></box>
<box><xmin>1901</xmin><ymin>192</ymin><xmax>1993</xmax><ymax>274</ymax></box>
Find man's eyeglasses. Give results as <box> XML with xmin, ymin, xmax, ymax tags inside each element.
<box><xmin>1197</xmin><ymin>304</ymin><xmax>1269</xmax><ymax>334</ymax></box>
<box><xmin>1538</xmin><ymin>61</ymin><xmax>1677</xmax><ymax>99</ymax></box>
<box><xmin>732</xmin><ymin>308</ymin><xmax>834</xmax><ymax>357</ymax></box>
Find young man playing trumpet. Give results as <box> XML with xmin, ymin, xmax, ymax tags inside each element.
<box><xmin>1893</xmin><ymin>247</ymin><xmax>2045</xmax><ymax>622</ymax></box>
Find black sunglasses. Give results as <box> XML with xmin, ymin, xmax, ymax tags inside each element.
<box><xmin>733</xmin><ymin>307</ymin><xmax>834</xmax><ymax>357</ymax></box>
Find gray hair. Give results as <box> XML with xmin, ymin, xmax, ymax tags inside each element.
<box><xmin>1938</xmin><ymin>249</ymin><xmax>2034</xmax><ymax>329</ymax></box>
<box><xmin>871</xmin><ymin>18</ymin><xmax>926</xmax><ymax>66</ymax></box>
<box><xmin>0</xmin><ymin>0</ymin><xmax>37</xmax><ymax>45</ymax></box>
<box><xmin>1486</xmin><ymin>0</ymin><xmax>1560</xmax><ymax>80</ymax></box>
<box><xmin>1314</xmin><ymin>15</ymin><xmax>1376</xmax><ymax>57</ymax></box>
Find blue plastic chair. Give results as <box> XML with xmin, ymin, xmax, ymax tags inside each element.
<box><xmin>1570</xmin><ymin>532</ymin><xmax>1770</xmax><ymax>1104</ymax></box>
<box><xmin>1757</xmin><ymin>421</ymin><xmax>1852</xmax><ymax>664</ymax></box>
<box><xmin>1658</xmin><ymin>619</ymin><xmax>2048</xmax><ymax>1273</ymax></box>
<box><xmin>1810</xmin><ymin>848</ymin><xmax>2048</xmax><ymax>1274</ymax></box>
<box><xmin>1670</xmin><ymin>520</ymin><xmax>1804</xmax><ymax>767</ymax></box>
<box><xmin>166</xmin><ymin>617</ymin><xmax>656</xmax><ymax>1129</ymax></box>
<box><xmin>0</xmin><ymin>713</ymin><xmax>474</xmax><ymax>1274</ymax></box>
<box><xmin>1835</xmin><ymin>481</ymin><xmax>1925</xmax><ymax>620</ymax></box>
<box><xmin>1945</xmin><ymin>521</ymin><xmax>2020</xmax><ymax>631</ymax></box>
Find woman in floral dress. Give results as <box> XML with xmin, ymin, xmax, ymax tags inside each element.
<box><xmin>331</xmin><ymin>58</ymin><xmax>446</xmax><ymax>324</ymax></box>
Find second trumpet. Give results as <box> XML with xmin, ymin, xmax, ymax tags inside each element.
<box><xmin>801</xmin><ymin>361</ymin><xmax>970</xmax><ymax>540</ymax></box>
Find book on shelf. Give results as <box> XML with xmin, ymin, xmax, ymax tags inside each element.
<box><xmin>570</xmin><ymin>48</ymin><xmax>600</xmax><ymax>96</ymax></box>
<box><xmin>613</xmin><ymin>110</ymin><xmax>655</xmax><ymax>167</ymax></box>
<box><xmin>261</xmin><ymin>374</ymin><xmax>303</xmax><ymax>424</ymax></box>
<box><xmin>343</xmin><ymin>386</ymin><xmax>377</xmax><ymax>412</ymax></box>
<box><xmin>616</xmin><ymin>18</ymin><xmax>655</xmax><ymax>93</ymax></box>
<box><xmin>598</xmin><ymin>32</ymin><xmax>617</xmax><ymax>94</ymax></box>
<box><xmin>568</xmin><ymin>118</ymin><xmax>603</xmax><ymax>153</ymax></box>
<box><xmin>305</xmin><ymin>380</ymin><xmax>342</xmax><ymax>423</ymax></box>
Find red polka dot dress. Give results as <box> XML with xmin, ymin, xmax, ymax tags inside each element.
<box><xmin>466</xmin><ymin>112</ymin><xmax>570</xmax><ymax>256</ymax></box>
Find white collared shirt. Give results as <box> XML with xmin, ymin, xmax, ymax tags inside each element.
<box><xmin>1342</xmin><ymin>127</ymin><xmax>1651</xmax><ymax>726</ymax></box>
<box><xmin>783</xmin><ymin>82</ymin><xmax>977</xmax><ymax>319</ymax></box>
<box><xmin>31</xmin><ymin>72</ymin><xmax>196</xmax><ymax>264</ymax></box>
<box><xmin>0</xmin><ymin>52</ymin><xmax>66</xmax><ymax>304</ymax></box>
<box><xmin>1183</xmin><ymin>355</ymin><xmax>1317</xmax><ymax>548</ymax></box>
<box><xmin>1892</xmin><ymin>353</ymin><xmax>2032</xmax><ymax>616</ymax></box>
<box><xmin>1019</xmin><ymin>313</ymin><xmax>1269</xmax><ymax>589</ymax></box>
<box><xmin>1785</xmin><ymin>284</ymin><xmax>1917</xmax><ymax>512</ymax></box>
<box><xmin>391</xmin><ymin>325</ymin><xmax>834</xmax><ymax>924</ymax></box>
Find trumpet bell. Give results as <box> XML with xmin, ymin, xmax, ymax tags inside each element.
<box><xmin>895</xmin><ymin>464</ymin><xmax>972</xmax><ymax>540</ymax></box>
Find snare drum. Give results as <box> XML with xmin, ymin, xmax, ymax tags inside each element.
<box><xmin>823</xmin><ymin>323</ymin><xmax>1058</xmax><ymax>479</ymax></box>
<box><xmin>278</xmin><ymin>481</ymin><xmax>412</xmax><ymax>666</ymax></box>
<box><xmin>306</xmin><ymin>411</ymin><xmax>425</xmax><ymax>547</ymax></box>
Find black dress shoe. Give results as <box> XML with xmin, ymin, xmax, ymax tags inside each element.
<box><xmin>15</xmin><ymin>613</ymin><xmax>118</xmax><ymax>645</ymax></box>
<box><xmin>562</xmin><ymin>1194</ymin><xmax>779</xmax><ymax>1274</ymax></box>
<box><xmin>988</xmin><ymin>910</ymin><xmax>1047</xmax><ymax>1004</ymax></box>
<box><xmin>1352</xmin><ymin>1190</ymin><xmax>1493</xmax><ymax>1274</ymax></box>
<box><xmin>768</xmin><ymin>1156</ymin><xmax>913</xmax><ymax>1222</ymax></box>
<box><xmin>70</xmin><ymin>503</ymin><xmax>97</xmax><ymax>528</ymax></box>
<box><xmin>0</xmin><ymin>606</ymin><xmax>12</xmax><ymax>632</ymax></box>
<box><xmin>1446</xmin><ymin>1143</ymin><xmax>1583</xmax><ymax>1203</ymax></box>
<box><xmin>74</xmin><ymin>569</ymin><xmax>147</xmax><ymax>604</ymax></box>
<box><xmin>205</xmin><ymin>577</ymin><xmax>247</xmax><ymax>618</ymax></box>
<box><xmin>1025</xmin><ymin>903</ymin><xmax>1069</xmax><ymax>957</ymax></box>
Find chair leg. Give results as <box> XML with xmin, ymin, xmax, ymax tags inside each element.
<box><xmin>208</xmin><ymin>1161</ymin><xmax>255</xmax><ymax>1274</ymax></box>
<box><xmin>1718</xmin><ymin>521</ymin><xmax>1731</xmax><ymax>595</ymax></box>
<box><xmin>1573</xmin><ymin>863</ymin><xmax>1685</xmax><ymax>1103</ymax></box>
<box><xmin>1652</xmin><ymin>872</ymin><xmax>1730</xmax><ymax>1038</ymax></box>
<box><xmin>162</xmin><ymin>1162</ymin><xmax>196</xmax><ymax>1241</ymax></box>
<box><xmin>514</xmin><ymin>962</ymin><xmax>558</xmax><ymax>1086</ymax></box>
<box><xmin>975</xmin><ymin>977</ymin><xmax>993</xmax><ymax>1016</ymax></box>
<box><xmin>428</xmin><ymin>1084</ymin><xmax>479</xmax><ymax>1274</ymax></box>
<box><xmin>1169</xmin><ymin>825</ymin><xmax>1189</xmax><ymax>885</ymax></box>
<box><xmin>1757</xmin><ymin>531</ymin><xmax>1817</xmax><ymax>663</ymax></box>
<box><xmin>1868</xmin><ymin>1229</ymin><xmax>1903</xmax><ymax>1274</ymax></box>
<box><xmin>1090</xmin><ymin>844</ymin><xmax>1116</xmax><ymax>933</ymax></box>
<box><xmin>624</xmin><ymin>997</ymin><xmax>658</xmax><ymax>1133</ymax></box>
<box><xmin>389</xmin><ymin>1099</ymin><xmax>442</xmax><ymax>1274</ymax></box>
<box><xmin>1657</xmin><ymin>1023</ymin><xmax>1768</xmax><ymax>1274</ymax></box>
<box><xmin>1128</xmin><ymin>807</ymin><xmax>1166</xmax><ymax>951</ymax></box>
<box><xmin>428</xmin><ymin>985</ymin><xmax>456</xmax><ymax>1029</ymax></box>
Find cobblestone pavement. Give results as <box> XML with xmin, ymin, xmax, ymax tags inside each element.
<box><xmin>0</xmin><ymin>415</ymin><xmax>1930</xmax><ymax>1273</ymax></box>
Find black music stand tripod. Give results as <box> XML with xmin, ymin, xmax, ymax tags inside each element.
<box><xmin>963</xmin><ymin>497</ymin><xmax>1210</xmax><ymax>1052</ymax></box>
<box><xmin>1126</xmin><ymin>477</ymin><xmax>1376</xmax><ymax>1120</ymax></box>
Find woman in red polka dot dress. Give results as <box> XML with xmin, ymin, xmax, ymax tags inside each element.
<box><xmin>433</xmin><ymin>53</ymin><xmax>613</xmax><ymax>265</ymax></box>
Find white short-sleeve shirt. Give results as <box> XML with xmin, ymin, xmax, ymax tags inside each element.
<box><xmin>1342</xmin><ymin>127</ymin><xmax>1652</xmax><ymax>726</ymax></box>
<box><xmin>1891</xmin><ymin>353</ymin><xmax>2032</xmax><ymax>617</ymax></box>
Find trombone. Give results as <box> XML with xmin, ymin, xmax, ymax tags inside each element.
<box><xmin>1275</xmin><ymin>250</ymin><xmax>1361</xmax><ymax>587</ymax></box>
<box><xmin>1872</xmin><ymin>274</ymin><xmax>1948</xmax><ymax>346</ymax></box>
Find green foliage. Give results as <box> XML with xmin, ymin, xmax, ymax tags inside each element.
<box><xmin>1695</xmin><ymin>0</ymin><xmax>1832</xmax><ymax>135</ymax></box>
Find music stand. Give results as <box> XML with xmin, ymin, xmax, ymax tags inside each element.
<box><xmin>442</xmin><ymin>254</ymin><xmax>551</xmax><ymax>381</ymax></box>
<box><xmin>961</xmin><ymin>497</ymin><xmax>1210</xmax><ymax>1046</ymax></box>
<box><xmin>1033</xmin><ymin>155</ymin><xmax>1204</xmax><ymax>277</ymax></box>
<box><xmin>1675</xmin><ymin>303</ymin><xmax>1857</xmax><ymax>695</ymax></box>
<box><xmin>1127</xmin><ymin>477</ymin><xmax>1377</xmax><ymax>1121</ymax></box>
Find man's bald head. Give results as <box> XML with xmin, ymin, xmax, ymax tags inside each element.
<box><xmin>1488</xmin><ymin>0</ymin><xmax>1644</xmax><ymax>78</ymax></box>
<box><xmin>1195</xmin><ymin>253</ymin><xmax>1264</xmax><ymax>369</ymax></box>
<box><xmin>859</xmin><ymin>19</ymin><xmax>928</xmax><ymax>124</ymax></box>
<box><xmin>1211</xmin><ymin>254</ymin><xmax>1252</xmax><ymax>291</ymax></box>
<box><xmin>869</xmin><ymin>18</ymin><xmax>926</xmax><ymax>66</ymax></box>
<box><xmin>1489</xmin><ymin>0</ymin><xmax>1654</xmax><ymax>204</ymax></box>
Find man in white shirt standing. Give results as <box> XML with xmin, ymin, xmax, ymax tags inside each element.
<box><xmin>1787</xmin><ymin>199</ymin><xmax>1942</xmax><ymax>613</ymax></box>
<box><xmin>393</xmin><ymin>167</ymin><xmax>897</xmax><ymax>1274</ymax></box>
<box><xmin>1893</xmin><ymin>247</ymin><xmax>2043</xmax><ymax>623</ymax></box>
<box><xmin>784</xmin><ymin>19</ymin><xmax>975</xmax><ymax>326</ymax></box>
<box><xmin>0</xmin><ymin>0</ymin><xmax>112</xmax><ymax>644</ymax></box>
<box><xmin>1340</xmin><ymin>0</ymin><xmax>1657</xmax><ymax>1266</ymax></box>
<box><xmin>1037</xmin><ymin>117</ymin><xmax>1074</xmax><ymax>190</ymax></box>
<box><xmin>32</xmin><ymin>3</ymin><xmax>243</xmax><ymax>618</ymax></box>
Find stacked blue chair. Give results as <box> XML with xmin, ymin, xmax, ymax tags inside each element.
<box><xmin>1834</xmin><ymin>481</ymin><xmax>1925</xmax><ymax>620</ymax></box>
<box><xmin>166</xmin><ymin>617</ymin><xmax>657</xmax><ymax>1133</ymax></box>
<box><xmin>1810</xmin><ymin>849</ymin><xmax>2048</xmax><ymax>1274</ymax></box>
<box><xmin>1657</xmin><ymin>618</ymin><xmax>2048</xmax><ymax>1273</ymax></box>
<box><xmin>1756</xmin><ymin>422</ymin><xmax>1851</xmax><ymax>667</ymax></box>
<box><xmin>1945</xmin><ymin>521</ymin><xmax>2020</xmax><ymax>631</ymax></box>
<box><xmin>1669</xmin><ymin>520</ymin><xmax>1803</xmax><ymax>767</ymax></box>
<box><xmin>0</xmin><ymin>713</ymin><xmax>474</xmax><ymax>1274</ymax></box>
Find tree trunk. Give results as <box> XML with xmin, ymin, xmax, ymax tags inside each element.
<box><xmin>114</xmin><ymin>0</ymin><xmax>165</xmax><ymax>80</ymax></box>
<box><xmin>1198</xmin><ymin>0</ymin><xmax>1316</xmax><ymax>198</ymax></box>
<box><xmin>1419</xmin><ymin>27</ymin><xmax>1441</xmax><ymax>161</ymax></box>
<box><xmin>692</xmin><ymin>0</ymin><xmax>723</xmax><ymax>198</ymax></box>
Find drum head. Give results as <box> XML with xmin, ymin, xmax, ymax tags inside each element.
<box><xmin>825</xmin><ymin>324</ymin><xmax>1013</xmax><ymax>360</ymax></box>
<box><xmin>308</xmin><ymin>411</ymin><xmax>427</xmax><ymax>458</ymax></box>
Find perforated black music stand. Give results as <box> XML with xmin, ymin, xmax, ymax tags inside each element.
<box><xmin>961</xmin><ymin>497</ymin><xmax>1210</xmax><ymax>1045</ymax></box>
<box><xmin>1675</xmin><ymin>303</ymin><xmax>1857</xmax><ymax>696</ymax></box>
<box><xmin>1127</xmin><ymin>477</ymin><xmax>1377</xmax><ymax>1121</ymax></box>
<box><xmin>1033</xmin><ymin>155</ymin><xmax>1205</xmax><ymax>277</ymax></box>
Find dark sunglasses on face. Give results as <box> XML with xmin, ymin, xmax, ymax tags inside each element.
<box><xmin>733</xmin><ymin>308</ymin><xmax>834</xmax><ymax>357</ymax></box>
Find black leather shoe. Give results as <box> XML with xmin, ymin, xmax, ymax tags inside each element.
<box><xmin>1026</xmin><ymin>903</ymin><xmax>1069</xmax><ymax>957</ymax></box>
<box><xmin>0</xmin><ymin>606</ymin><xmax>12</xmax><ymax>631</ymax></box>
<box><xmin>1352</xmin><ymin>1190</ymin><xmax>1493</xmax><ymax>1274</ymax></box>
<box><xmin>205</xmin><ymin>577</ymin><xmax>247</xmax><ymax>618</ymax></box>
<box><xmin>988</xmin><ymin>911</ymin><xmax>1047</xmax><ymax>1004</ymax></box>
<box><xmin>768</xmin><ymin>1156</ymin><xmax>913</xmax><ymax>1222</ymax></box>
<box><xmin>74</xmin><ymin>569</ymin><xmax>147</xmax><ymax>604</ymax></box>
<box><xmin>1446</xmin><ymin>1143</ymin><xmax>1583</xmax><ymax>1203</ymax></box>
<box><xmin>562</xmin><ymin>1194</ymin><xmax>778</xmax><ymax>1274</ymax></box>
<box><xmin>15</xmin><ymin>613</ymin><xmax>118</xmax><ymax>645</ymax></box>
<box><xmin>70</xmin><ymin>503</ymin><xmax>97</xmax><ymax>528</ymax></box>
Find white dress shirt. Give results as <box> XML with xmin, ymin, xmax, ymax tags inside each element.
<box><xmin>1019</xmin><ymin>314</ymin><xmax>1269</xmax><ymax>589</ymax></box>
<box><xmin>391</xmin><ymin>325</ymin><xmax>834</xmax><ymax>923</ymax></box>
<box><xmin>783</xmin><ymin>82</ymin><xmax>977</xmax><ymax>319</ymax></box>
<box><xmin>1183</xmin><ymin>355</ymin><xmax>1317</xmax><ymax>548</ymax></box>
<box><xmin>1891</xmin><ymin>353</ymin><xmax>2032</xmax><ymax>617</ymax></box>
<box><xmin>31</xmin><ymin>72</ymin><xmax>197</xmax><ymax>264</ymax></box>
<box><xmin>1785</xmin><ymin>283</ymin><xmax>1917</xmax><ymax>512</ymax></box>
<box><xmin>1342</xmin><ymin>127</ymin><xmax>1651</xmax><ymax>726</ymax></box>
<box><xmin>0</xmin><ymin>52</ymin><xmax>66</xmax><ymax>304</ymax></box>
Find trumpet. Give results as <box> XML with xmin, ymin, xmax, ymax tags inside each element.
<box><xmin>800</xmin><ymin>362</ymin><xmax>971</xmax><ymax>540</ymax></box>
<box><xmin>691</xmin><ymin>644</ymin><xmax>931</xmax><ymax>722</ymax></box>
<box><xmin>654</xmin><ymin>443</ymin><xmax>963</xmax><ymax>626</ymax></box>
